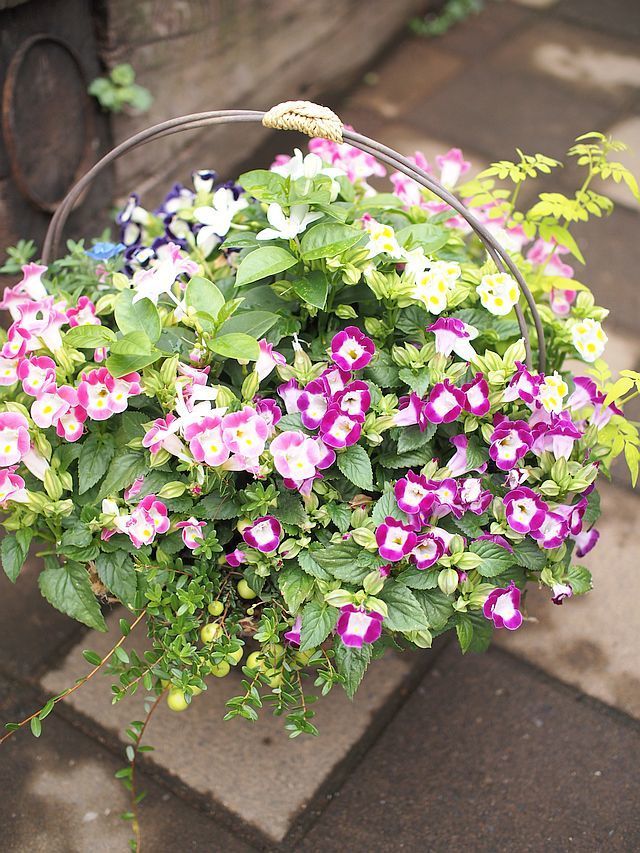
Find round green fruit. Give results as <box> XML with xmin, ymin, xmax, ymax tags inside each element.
<box><xmin>246</xmin><ymin>651</ymin><xmax>264</xmax><ymax>670</ymax></box>
<box><xmin>210</xmin><ymin>661</ymin><xmax>230</xmax><ymax>678</ymax></box>
<box><xmin>237</xmin><ymin>580</ymin><xmax>257</xmax><ymax>599</ymax></box>
<box><xmin>200</xmin><ymin>622</ymin><xmax>222</xmax><ymax>643</ymax></box>
<box><xmin>208</xmin><ymin>600</ymin><xmax>224</xmax><ymax>617</ymax></box>
<box><xmin>295</xmin><ymin>649</ymin><xmax>315</xmax><ymax>666</ymax></box>
<box><xmin>228</xmin><ymin>647</ymin><xmax>243</xmax><ymax>664</ymax></box>
<box><xmin>166</xmin><ymin>689</ymin><xmax>189</xmax><ymax>712</ymax></box>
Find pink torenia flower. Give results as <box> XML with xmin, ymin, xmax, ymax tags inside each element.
<box><xmin>423</xmin><ymin>477</ymin><xmax>460</xmax><ymax>519</ymax></box>
<box><xmin>142</xmin><ymin>413</ymin><xmax>185</xmax><ymax>456</ymax></box>
<box><xmin>410</xmin><ymin>532</ymin><xmax>445</xmax><ymax>570</ymax></box>
<box><xmin>125</xmin><ymin>507</ymin><xmax>157</xmax><ymax>548</ymax></box>
<box><xmin>423</xmin><ymin>380</ymin><xmax>465</xmax><ymax>424</ymax></box>
<box><xmin>503</xmin><ymin>361</ymin><xmax>542</xmax><ymax>405</ymax></box>
<box><xmin>185</xmin><ymin>416</ymin><xmax>229</xmax><ymax>466</ymax></box>
<box><xmin>277</xmin><ymin>378</ymin><xmax>303</xmax><ymax>414</ymax></box>
<box><xmin>254</xmin><ymin>398</ymin><xmax>282</xmax><ymax>432</ymax></box>
<box><xmin>17</xmin><ymin>356</ymin><xmax>57</xmax><ymax>397</ymax></box>
<box><xmin>1</xmin><ymin>325</ymin><xmax>30</xmax><ymax>359</ymax></box>
<box><xmin>334</xmin><ymin>381</ymin><xmax>371</xmax><ymax>419</ymax></box>
<box><xmin>54</xmin><ymin>387</ymin><xmax>87</xmax><ymax>442</ymax></box>
<box><xmin>221</xmin><ymin>407</ymin><xmax>269</xmax><ymax>460</ymax></box>
<box><xmin>309</xmin><ymin>131</ymin><xmax>386</xmax><ymax>182</ymax></box>
<box><xmin>15</xmin><ymin>297</ymin><xmax>66</xmax><ymax>353</ymax></box>
<box><xmin>489</xmin><ymin>418</ymin><xmax>533</xmax><ymax>470</ymax></box>
<box><xmin>226</xmin><ymin>548</ymin><xmax>246</xmax><ymax>567</ymax></box>
<box><xmin>394</xmin><ymin>470</ymin><xmax>436</xmax><ymax>515</ymax></box>
<box><xmin>526</xmin><ymin>239</ymin><xmax>574</xmax><ymax>279</ymax></box>
<box><xmin>138</xmin><ymin>494</ymin><xmax>170</xmax><ymax>534</ymax></box>
<box><xmin>0</xmin><ymin>468</ymin><xmax>27</xmax><ymax>505</ymax></box>
<box><xmin>530</xmin><ymin>413</ymin><xmax>582</xmax><ymax>459</ymax></box>
<box><xmin>284</xmin><ymin>615</ymin><xmax>302</xmax><ymax>646</ymax></box>
<box><xmin>124</xmin><ymin>476</ymin><xmax>145</xmax><ymax>502</ymax></box>
<box><xmin>551</xmin><ymin>583</ymin><xmax>573</xmax><ymax>605</ymax></box>
<box><xmin>270</xmin><ymin>430</ymin><xmax>323</xmax><ymax>480</ymax></box>
<box><xmin>462</xmin><ymin>373</ymin><xmax>490</xmax><ymax>417</ymax></box>
<box><xmin>427</xmin><ymin>318</ymin><xmax>478</xmax><ymax>361</ymax></box>
<box><xmin>131</xmin><ymin>242</ymin><xmax>198</xmax><ymax>307</ymax></box>
<box><xmin>336</xmin><ymin>604</ymin><xmax>384</xmax><ymax>648</ymax></box>
<box><xmin>483</xmin><ymin>581</ymin><xmax>523</xmax><ymax>630</ymax></box>
<box><xmin>298</xmin><ymin>379</ymin><xmax>329</xmax><ymax>430</ymax></box>
<box><xmin>320</xmin><ymin>406</ymin><xmax>363</xmax><ymax>448</ymax></box>
<box><xmin>320</xmin><ymin>367</ymin><xmax>352</xmax><ymax>398</ymax></box>
<box><xmin>446</xmin><ymin>434</ymin><xmax>487</xmax><ymax>477</ymax></box>
<box><xmin>573</xmin><ymin>527</ymin><xmax>599</xmax><ymax>557</ymax></box>
<box><xmin>330</xmin><ymin>326</ymin><xmax>375</xmax><ymax>372</ymax></box>
<box><xmin>176</xmin><ymin>517</ymin><xmax>206</xmax><ymax>550</ymax></box>
<box><xmin>0</xmin><ymin>357</ymin><xmax>20</xmax><ymax>386</ymax></box>
<box><xmin>476</xmin><ymin>533</ymin><xmax>514</xmax><ymax>553</ymax></box>
<box><xmin>0</xmin><ymin>412</ymin><xmax>30</xmax><ymax>466</ymax></box>
<box><xmin>504</xmin><ymin>487</ymin><xmax>548</xmax><ymax>534</ymax></box>
<box><xmin>376</xmin><ymin>516</ymin><xmax>417</xmax><ymax>562</ymax></box>
<box><xmin>436</xmin><ymin>148</ymin><xmax>471</xmax><ymax>188</ymax></box>
<box><xmin>66</xmin><ymin>296</ymin><xmax>100</xmax><ymax>327</ymax></box>
<box><xmin>0</xmin><ymin>263</ymin><xmax>48</xmax><ymax>319</ymax></box>
<box><xmin>242</xmin><ymin>515</ymin><xmax>282</xmax><ymax>553</ymax></box>
<box><xmin>550</xmin><ymin>288</ymin><xmax>577</xmax><ymax>317</ymax></box>
<box><xmin>394</xmin><ymin>392</ymin><xmax>424</xmax><ymax>427</ymax></box>
<box><xmin>255</xmin><ymin>339</ymin><xmax>286</xmax><ymax>381</ymax></box>
<box><xmin>390</xmin><ymin>151</ymin><xmax>431</xmax><ymax>207</ymax></box>
<box><xmin>530</xmin><ymin>511</ymin><xmax>570</xmax><ymax>549</ymax></box>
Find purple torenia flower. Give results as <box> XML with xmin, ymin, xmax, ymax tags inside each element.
<box><xmin>427</xmin><ymin>317</ymin><xmax>477</xmax><ymax>361</ymax></box>
<box><xmin>530</xmin><ymin>511</ymin><xmax>570</xmax><ymax>549</ymax></box>
<box><xmin>459</xmin><ymin>477</ymin><xmax>492</xmax><ymax>515</ymax></box>
<box><xmin>320</xmin><ymin>406</ymin><xmax>363</xmax><ymax>448</ymax></box>
<box><xmin>277</xmin><ymin>378</ymin><xmax>303</xmax><ymax>413</ymax></box>
<box><xmin>376</xmin><ymin>516</ymin><xmax>417</xmax><ymax>562</ymax></box>
<box><xmin>270</xmin><ymin>430</ymin><xmax>323</xmax><ymax>480</ymax></box>
<box><xmin>573</xmin><ymin>527</ymin><xmax>599</xmax><ymax>557</ymax></box>
<box><xmin>226</xmin><ymin>548</ymin><xmax>246</xmax><ymax>567</ymax></box>
<box><xmin>394</xmin><ymin>470</ymin><xmax>436</xmax><ymax>515</ymax></box>
<box><xmin>394</xmin><ymin>392</ymin><xmax>424</xmax><ymax>427</ymax></box>
<box><xmin>423</xmin><ymin>380</ymin><xmax>465</xmax><ymax>424</ymax></box>
<box><xmin>242</xmin><ymin>515</ymin><xmax>282</xmax><ymax>553</ymax></box>
<box><xmin>503</xmin><ymin>361</ymin><xmax>541</xmax><ymax>405</ymax></box>
<box><xmin>284</xmin><ymin>615</ymin><xmax>302</xmax><ymax>645</ymax></box>
<box><xmin>330</xmin><ymin>326</ymin><xmax>375</xmax><ymax>371</ymax></box>
<box><xmin>462</xmin><ymin>373</ymin><xmax>490</xmax><ymax>417</ymax></box>
<box><xmin>176</xmin><ymin>518</ymin><xmax>206</xmax><ymax>550</ymax></box>
<box><xmin>423</xmin><ymin>477</ymin><xmax>460</xmax><ymax>519</ymax></box>
<box><xmin>476</xmin><ymin>533</ymin><xmax>514</xmax><ymax>553</ymax></box>
<box><xmin>336</xmin><ymin>605</ymin><xmax>383</xmax><ymax>648</ymax></box>
<box><xmin>483</xmin><ymin>581</ymin><xmax>523</xmax><ymax>630</ymax></box>
<box><xmin>551</xmin><ymin>583</ymin><xmax>573</xmax><ymax>605</ymax></box>
<box><xmin>446</xmin><ymin>434</ymin><xmax>488</xmax><ymax>477</ymax></box>
<box><xmin>410</xmin><ymin>532</ymin><xmax>445</xmax><ymax>569</ymax></box>
<box><xmin>489</xmin><ymin>418</ymin><xmax>533</xmax><ymax>470</ymax></box>
<box><xmin>298</xmin><ymin>379</ymin><xmax>329</xmax><ymax>429</ymax></box>
<box><xmin>334</xmin><ymin>380</ymin><xmax>371</xmax><ymax>419</ymax></box>
<box><xmin>554</xmin><ymin>497</ymin><xmax>587</xmax><ymax>536</ymax></box>
<box><xmin>504</xmin><ymin>487</ymin><xmax>548</xmax><ymax>534</ymax></box>
<box><xmin>319</xmin><ymin>366</ymin><xmax>352</xmax><ymax>397</ymax></box>
<box><xmin>530</xmin><ymin>412</ymin><xmax>582</xmax><ymax>459</ymax></box>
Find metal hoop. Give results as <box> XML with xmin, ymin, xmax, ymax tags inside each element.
<box><xmin>41</xmin><ymin>104</ymin><xmax>545</xmax><ymax>371</ymax></box>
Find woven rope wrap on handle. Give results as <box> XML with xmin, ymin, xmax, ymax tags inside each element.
<box><xmin>262</xmin><ymin>100</ymin><xmax>343</xmax><ymax>142</ymax></box>
<box><xmin>41</xmin><ymin>102</ymin><xmax>545</xmax><ymax>370</ymax></box>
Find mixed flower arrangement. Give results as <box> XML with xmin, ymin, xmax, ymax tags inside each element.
<box><xmin>1</xmin><ymin>130</ymin><xmax>639</xmax><ymax>754</ymax></box>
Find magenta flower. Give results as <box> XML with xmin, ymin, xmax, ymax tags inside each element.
<box><xmin>319</xmin><ymin>367</ymin><xmax>352</xmax><ymax>397</ymax></box>
<box><xmin>0</xmin><ymin>468</ymin><xmax>26</xmax><ymax>505</ymax></box>
<box><xmin>226</xmin><ymin>548</ymin><xmax>246</xmax><ymax>567</ymax></box>
<box><xmin>142</xmin><ymin>413</ymin><xmax>185</xmax><ymax>457</ymax></box>
<box><xmin>376</xmin><ymin>516</ymin><xmax>417</xmax><ymax>562</ymax></box>
<box><xmin>459</xmin><ymin>477</ymin><xmax>492</xmax><ymax>515</ymax></box>
<box><xmin>423</xmin><ymin>477</ymin><xmax>461</xmax><ymax>519</ymax></box>
<box><xmin>185</xmin><ymin>416</ymin><xmax>229</xmax><ymax>467</ymax></box>
<box><xmin>395</xmin><ymin>470</ymin><xmax>436</xmax><ymax>515</ymax></box>
<box><xmin>427</xmin><ymin>317</ymin><xmax>477</xmax><ymax>361</ymax></box>
<box><xmin>284</xmin><ymin>615</ymin><xmax>302</xmax><ymax>645</ymax></box>
<box><xmin>393</xmin><ymin>392</ymin><xmax>424</xmax><ymax>427</ymax></box>
<box><xmin>320</xmin><ymin>406</ymin><xmax>363</xmax><ymax>448</ymax></box>
<box><xmin>242</xmin><ymin>515</ymin><xmax>282</xmax><ymax>553</ymax></box>
<box><xmin>17</xmin><ymin>356</ymin><xmax>57</xmax><ymax>397</ymax></box>
<box><xmin>489</xmin><ymin>418</ymin><xmax>533</xmax><ymax>470</ymax></box>
<box><xmin>504</xmin><ymin>487</ymin><xmax>548</xmax><ymax>534</ymax></box>
<box><xmin>410</xmin><ymin>532</ymin><xmax>445</xmax><ymax>569</ymax></box>
<box><xmin>336</xmin><ymin>604</ymin><xmax>384</xmax><ymax>648</ymax></box>
<box><xmin>530</xmin><ymin>511</ymin><xmax>569</xmax><ymax>549</ymax></box>
<box><xmin>54</xmin><ymin>389</ymin><xmax>87</xmax><ymax>442</ymax></box>
<box><xmin>503</xmin><ymin>361</ymin><xmax>542</xmax><ymax>405</ymax></box>
<box><xmin>554</xmin><ymin>497</ymin><xmax>587</xmax><ymax>536</ymax></box>
<box><xmin>76</xmin><ymin>368</ymin><xmax>114</xmax><ymax>421</ymax></box>
<box><xmin>0</xmin><ymin>412</ymin><xmax>30</xmax><ymax>466</ymax></box>
<box><xmin>573</xmin><ymin>527</ymin><xmax>599</xmax><ymax>557</ymax></box>
<box><xmin>551</xmin><ymin>583</ymin><xmax>573</xmax><ymax>605</ymax></box>
<box><xmin>334</xmin><ymin>380</ymin><xmax>371</xmax><ymax>419</ymax></box>
<box><xmin>446</xmin><ymin>434</ymin><xmax>488</xmax><ymax>477</ymax></box>
<box><xmin>30</xmin><ymin>389</ymin><xmax>68</xmax><ymax>429</ymax></box>
<box><xmin>530</xmin><ymin>413</ymin><xmax>582</xmax><ymax>459</ymax></box>
<box><xmin>66</xmin><ymin>295</ymin><xmax>100</xmax><ymax>327</ymax></box>
<box><xmin>124</xmin><ymin>476</ymin><xmax>145</xmax><ymax>502</ymax></box>
<box><xmin>221</xmin><ymin>406</ymin><xmax>269</xmax><ymax>460</ymax></box>
<box><xmin>462</xmin><ymin>373</ymin><xmax>490</xmax><ymax>417</ymax></box>
<box><xmin>483</xmin><ymin>581</ymin><xmax>523</xmax><ymax>630</ymax></box>
<box><xmin>436</xmin><ymin>147</ymin><xmax>471</xmax><ymax>188</ymax></box>
<box><xmin>255</xmin><ymin>339</ymin><xmax>286</xmax><ymax>381</ymax></box>
<box><xmin>138</xmin><ymin>494</ymin><xmax>170</xmax><ymax>535</ymax></box>
<box><xmin>476</xmin><ymin>533</ymin><xmax>514</xmax><ymax>553</ymax></box>
<box><xmin>254</xmin><ymin>398</ymin><xmax>282</xmax><ymax>432</ymax></box>
<box><xmin>15</xmin><ymin>296</ymin><xmax>66</xmax><ymax>353</ymax></box>
<box><xmin>176</xmin><ymin>517</ymin><xmax>206</xmax><ymax>550</ymax></box>
<box><xmin>1</xmin><ymin>325</ymin><xmax>30</xmax><ymax>359</ymax></box>
<box><xmin>277</xmin><ymin>378</ymin><xmax>303</xmax><ymax>414</ymax></box>
<box><xmin>270</xmin><ymin>430</ymin><xmax>323</xmax><ymax>480</ymax></box>
<box><xmin>423</xmin><ymin>380</ymin><xmax>465</xmax><ymax>424</ymax></box>
<box><xmin>125</xmin><ymin>507</ymin><xmax>157</xmax><ymax>548</ymax></box>
<box><xmin>330</xmin><ymin>326</ymin><xmax>375</xmax><ymax>372</ymax></box>
<box><xmin>298</xmin><ymin>379</ymin><xmax>329</xmax><ymax>430</ymax></box>
<box><xmin>0</xmin><ymin>263</ymin><xmax>48</xmax><ymax>320</ymax></box>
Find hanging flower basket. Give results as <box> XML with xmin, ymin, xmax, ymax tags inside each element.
<box><xmin>2</xmin><ymin>102</ymin><xmax>639</xmax><ymax>751</ymax></box>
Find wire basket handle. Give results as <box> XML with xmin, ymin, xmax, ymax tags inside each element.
<box><xmin>42</xmin><ymin>101</ymin><xmax>545</xmax><ymax>371</ymax></box>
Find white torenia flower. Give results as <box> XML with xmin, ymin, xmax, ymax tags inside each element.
<box><xmin>571</xmin><ymin>318</ymin><xmax>607</xmax><ymax>362</ymax></box>
<box><xmin>410</xmin><ymin>261</ymin><xmax>461</xmax><ymax>314</ymax></box>
<box><xmin>538</xmin><ymin>371</ymin><xmax>569</xmax><ymax>414</ymax></box>
<box><xmin>194</xmin><ymin>188</ymin><xmax>249</xmax><ymax>255</ymax></box>
<box><xmin>256</xmin><ymin>203</ymin><xmax>322</xmax><ymax>241</ymax></box>
<box><xmin>477</xmin><ymin>273</ymin><xmax>520</xmax><ymax>316</ymax></box>
<box><xmin>363</xmin><ymin>219</ymin><xmax>404</xmax><ymax>259</ymax></box>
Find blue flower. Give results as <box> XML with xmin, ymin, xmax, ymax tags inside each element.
<box><xmin>86</xmin><ymin>241</ymin><xmax>126</xmax><ymax>261</ymax></box>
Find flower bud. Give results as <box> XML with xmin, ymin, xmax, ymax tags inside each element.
<box><xmin>351</xmin><ymin>527</ymin><xmax>377</xmax><ymax>550</ymax></box>
<box><xmin>350</xmin><ymin>507</ymin><xmax>369</xmax><ymax>528</ymax></box>
<box><xmin>363</xmin><ymin>570</ymin><xmax>384</xmax><ymax>596</ymax></box>
<box><xmin>44</xmin><ymin>469</ymin><xmax>63</xmax><ymax>501</ymax></box>
<box><xmin>241</xmin><ymin>370</ymin><xmax>260</xmax><ymax>401</ymax></box>
<box><xmin>324</xmin><ymin>588</ymin><xmax>354</xmax><ymax>607</ymax></box>
<box><xmin>448</xmin><ymin>534</ymin><xmax>465</xmax><ymax>556</ymax></box>
<box><xmin>149</xmin><ymin>448</ymin><xmax>171</xmax><ymax>468</ymax></box>
<box><xmin>212</xmin><ymin>385</ymin><xmax>236</xmax><ymax>407</ymax></box>
<box><xmin>160</xmin><ymin>354</ymin><xmax>179</xmax><ymax>386</ymax></box>
<box><xmin>157</xmin><ymin>481</ymin><xmax>187</xmax><ymax>499</ymax></box>
<box><xmin>438</xmin><ymin>567</ymin><xmax>459</xmax><ymax>596</ymax></box>
<box><xmin>334</xmin><ymin>304</ymin><xmax>358</xmax><ymax>320</ymax></box>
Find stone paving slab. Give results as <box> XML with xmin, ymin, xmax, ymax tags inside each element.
<box><xmin>41</xmin><ymin>615</ymin><xmax>414</xmax><ymax>843</ymax></box>
<box><xmin>0</xmin><ymin>676</ymin><xmax>253</xmax><ymax>853</ymax></box>
<box><xmin>557</xmin><ymin>0</ymin><xmax>640</xmax><ymax>40</ymax></box>
<box><xmin>299</xmin><ymin>645</ymin><xmax>640</xmax><ymax>852</ymax></box>
<box><xmin>495</xmin><ymin>481</ymin><xmax>640</xmax><ymax>718</ymax></box>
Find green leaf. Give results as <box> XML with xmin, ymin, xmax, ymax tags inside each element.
<box><xmin>77</xmin><ymin>433</ymin><xmax>116</xmax><ymax>495</ymax></box>
<box><xmin>567</xmin><ymin>564</ymin><xmax>592</xmax><ymax>595</ymax></box>
<box><xmin>377</xmin><ymin>446</ymin><xmax>433</xmax><ymax>469</ymax></box>
<box><xmin>1</xmin><ymin>528</ymin><xmax>33</xmax><ymax>582</ymax></box>
<box><xmin>469</xmin><ymin>539</ymin><xmax>514</xmax><ymax>578</ymax></box>
<box><xmin>235</xmin><ymin>246</ymin><xmax>297</xmax><ymax>287</ymax></box>
<box><xmin>83</xmin><ymin>649</ymin><xmax>103</xmax><ymax>666</ymax></box>
<box><xmin>326</xmin><ymin>502</ymin><xmax>351</xmax><ymax>533</ymax></box>
<box><xmin>276</xmin><ymin>490</ymin><xmax>308</xmax><ymax>527</ymax></box>
<box><xmin>379</xmin><ymin>581</ymin><xmax>429</xmax><ymax>631</ymax></box>
<box><xmin>219</xmin><ymin>310</ymin><xmax>279</xmax><ymax>338</ymax></box>
<box><xmin>38</xmin><ymin>562</ymin><xmax>107</xmax><ymax>631</ymax></box>
<box><xmin>114</xmin><ymin>290</ymin><xmax>161</xmax><ymax>342</ymax></box>
<box><xmin>413</xmin><ymin>588</ymin><xmax>454</xmax><ymax>630</ymax></box>
<box><xmin>184</xmin><ymin>276</ymin><xmax>225</xmax><ymax>319</ymax></box>
<box><xmin>456</xmin><ymin>614</ymin><xmax>474</xmax><ymax>654</ymax></box>
<box><xmin>97</xmin><ymin>451</ymin><xmax>148</xmax><ymax>500</ymax></box>
<box><xmin>510</xmin><ymin>538</ymin><xmax>547</xmax><ymax>571</ymax></box>
<box><xmin>371</xmin><ymin>489</ymin><xmax>407</xmax><ymax>526</ymax></box>
<box><xmin>278</xmin><ymin>564</ymin><xmax>314</xmax><ymax>614</ymax></box>
<box><xmin>299</xmin><ymin>601</ymin><xmax>338</xmax><ymax>651</ymax></box>
<box><xmin>397</xmin><ymin>223</ymin><xmax>449</xmax><ymax>253</ymax></box>
<box><xmin>583</xmin><ymin>490</ymin><xmax>601</xmax><ymax>529</ymax></box>
<box><xmin>312</xmin><ymin>540</ymin><xmax>365</xmax><ymax>575</ymax></box>
<box><xmin>297</xmin><ymin>550</ymin><xmax>332</xmax><ymax>582</ymax></box>
<box><xmin>300</xmin><ymin>223</ymin><xmax>363</xmax><ymax>261</ymax></box>
<box><xmin>292</xmin><ymin>270</ymin><xmax>329</xmax><ymax>309</ymax></box>
<box><xmin>364</xmin><ymin>351</ymin><xmax>401</xmax><ymax>388</ymax></box>
<box><xmin>208</xmin><ymin>333</ymin><xmax>260</xmax><ymax>361</ymax></box>
<box><xmin>95</xmin><ymin>550</ymin><xmax>137</xmax><ymax>607</ymax></box>
<box><xmin>397</xmin><ymin>423</ymin><xmax>436</xmax><ymax>454</ymax></box>
<box><xmin>196</xmin><ymin>491</ymin><xmax>241</xmax><ymax>520</ymax></box>
<box><xmin>398</xmin><ymin>367</ymin><xmax>430</xmax><ymax>398</ymax></box>
<box><xmin>106</xmin><ymin>331</ymin><xmax>162</xmax><ymax>377</ymax></box>
<box><xmin>396</xmin><ymin>565</ymin><xmax>439</xmax><ymax>590</ymax></box>
<box><xmin>237</xmin><ymin>169</ymin><xmax>287</xmax><ymax>203</ymax></box>
<box><xmin>65</xmin><ymin>325</ymin><xmax>116</xmax><ymax>349</ymax></box>
<box><xmin>334</xmin><ymin>641</ymin><xmax>371</xmax><ymax>699</ymax></box>
<box><xmin>337</xmin><ymin>445</ymin><xmax>374</xmax><ymax>491</ymax></box>
<box><xmin>30</xmin><ymin>717</ymin><xmax>42</xmax><ymax>738</ymax></box>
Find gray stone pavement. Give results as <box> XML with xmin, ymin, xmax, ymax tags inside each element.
<box><xmin>2</xmin><ymin>1</ymin><xmax>640</xmax><ymax>849</ymax></box>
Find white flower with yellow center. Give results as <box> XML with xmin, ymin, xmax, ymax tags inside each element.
<box><xmin>538</xmin><ymin>371</ymin><xmax>568</xmax><ymax>413</ymax></box>
<box><xmin>477</xmin><ymin>273</ymin><xmax>520</xmax><ymax>316</ymax></box>
<box><xmin>411</xmin><ymin>261</ymin><xmax>461</xmax><ymax>314</ymax></box>
<box><xmin>571</xmin><ymin>318</ymin><xmax>607</xmax><ymax>363</ymax></box>
<box><xmin>364</xmin><ymin>220</ymin><xmax>403</xmax><ymax>259</ymax></box>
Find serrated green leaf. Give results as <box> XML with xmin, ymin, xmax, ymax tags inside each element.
<box><xmin>510</xmin><ymin>537</ymin><xmax>547</xmax><ymax>571</ymax></box>
<box><xmin>397</xmin><ymin>423</ymin><xmax>436</xmax><ymax>454</ymax></box>
<box><xmin>371</xmin><ymin>489</ymin><xmax>407</xmax><ymax>526</ymax></box>
<box><xmin>38</xmin><ymin>562</ymin><xmax>106</xmax><ymax>631</ymax></box>
<box><xmin>195</xmin><ymin>491</ymin><xmax>242</xmax><ymax>520</ymax></box>
<box><xmin>469</xmin><ymin>539</ymin><xmax>515</xmax><ymax>578</ymax></box>
<box><xmin>413</xmin><ymin>588</ymin><xmax>454</xmax><ymax>630</ymax></box>
<box><xmin>297</xmin><ymin>550</ymin><xmax>332</xmax><ymax>581</ymax></box>
<box><xmin>1</xmin><ymin>528</ymin><xmax>33</xmax><ymax>583</ymax></box>
<box><xmin>379</xmin><ymin>581</ymin><xmax>428</xmax><ymax>631</ymax></box>
<box><xmin>299</xmin><ymin>601</ymin><xmax>338</xmax><ymax>651</ymax></box>
<box><xmin>337</xmin><ymin>445</ymin><xmax>373</xmax><ymax>490</ymax></box>
<box><xmin>567</xmin><ymin>564</ymin><xmax>592</xmax><ymax>595</ymax></box>
<box><xmin>278</xmin><ymin>564</ymin><xmax>314</xmax><ymax>614</ymax></box>
<box><xmin>396</xmin><ymin>565</ymin><xmax>439</xmax><ymax>589</ymax></box>
<box><xmin>97</xmin><ymin>451</ymin><xmax>148</xmax><ymax>501</ymax></box>
<box><xmin>334</xmin><ymin>640</ymin><xmax>371</xmax><ymax>699</ymax></box>
<box><xmin>95</xmin><ymin>550</ymin><xmax>137</xmax><ymax>606</ymax></box>
<box><xmin>78</xmin><ymin>433</ymin><xmax>115</xmax><ymax>495</ymax></box>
